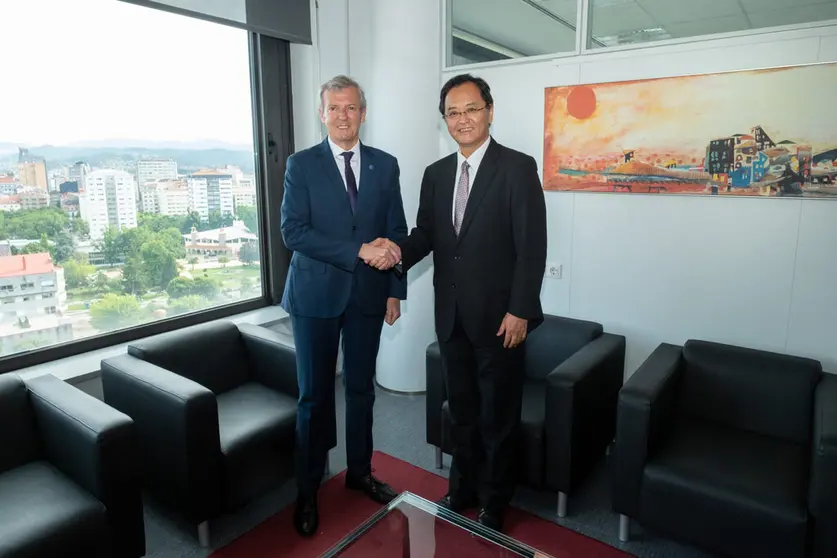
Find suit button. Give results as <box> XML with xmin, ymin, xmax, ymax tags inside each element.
<box><xmin>352</xmin><ymin>225</ymin><xmax>357</xmax><ymax>231</ymax></box>
<box><xmin>451</xmin><ymin>283</ymin><xmax>456</xmax><ymax>289</ymax></box>
<box><xmin>454</xmin><ymin>256</ymin><xmax>460</xmax><ymax>260</ymax></box>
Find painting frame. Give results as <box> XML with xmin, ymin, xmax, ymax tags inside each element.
<box><xmin>542</xmin><ymin>60</ymin><xmax>837</xmax><ymax>200</ymax></box>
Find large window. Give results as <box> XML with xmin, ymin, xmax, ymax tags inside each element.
<box><xmin>447</xmin><ymin>0</ymin><xmax>837</xmax><ymax>66</ymax></box>
<box><xmin>0</xmin><ymin>0</ymin><xmax>266</xmax><ymax>362</ymax></box>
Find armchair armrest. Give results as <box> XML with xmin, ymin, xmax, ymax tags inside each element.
<box><xmin>810</xmin><ymin>373</ymin><xmax>837</xmax><ymax>518</ymax></box>
<box><xmin>426</xmin><ymin>341</ymin><xmax>446</xmax><ymax>448</ymax></box>
<box><xmin>101</xmin><ymin>354</ymin><xmax>222</xmax><ymax>523</ymax></box>
<box><xmin>612</xmin><ymin>342</ymin><xmax>682</xmax><ymax>517</ymax></box>
<box><xmin>238</xmin><ymin>323</ymin><xmax>299</xmax><ymax>398</ymax></box>
<box><xmin>545</xmin><ymin>333</ymin><xmax>626</xmax><ymax>493</ymax></box>
<box><xmin>26</xmin><ymin>374</ymin><xmax>145</xmax><ymax>557</ymax></box>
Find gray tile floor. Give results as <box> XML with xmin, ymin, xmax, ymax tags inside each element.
<box><xmin>141</xmin><ymin>373</ymin><xmax>716</xmax><ymax>558</ymax></box>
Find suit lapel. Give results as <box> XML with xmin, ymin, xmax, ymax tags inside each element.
<box><xmin>457</xmin><ymin>139</ymin><xmax>500</xmax><ymax>243</ymax></box>
<box><xmin>439</xmin><ymin>154</ymin><xmax>458</xmax><ymax>241</ymax></box>
<box><xmin>316</xmin><ymin>138</ymin><xmax>353</xmax><ymax>216</ymax></box>
<box><xmin>355</xmin><ymin>144</ymin><xmax>376</xmax><ymax>222</ymax></box>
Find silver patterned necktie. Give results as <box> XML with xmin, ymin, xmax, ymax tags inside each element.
<box><xmin>454</xmin><ymin>160</ymin><xmax>470</xmax><ymax>235</ymax></box>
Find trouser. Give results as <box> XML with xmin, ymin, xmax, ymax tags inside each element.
<box><xmin>290</xmin><ymin>297</ymin><xmax>385</xmax><ymax>496</ymax></box>
<box><xmin>439</xmin><ymin>310</ymin><xmax>525</xmax><ymax>512</ymax></box>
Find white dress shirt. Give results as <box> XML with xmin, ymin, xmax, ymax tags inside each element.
<box><xmin>452</xmin><ymin>136</ymin><xmax>491</xmax><ymax>221</ymax></box>
<box><xmin>328</xmin><ymin>137</ymin><xmax>361</xmax><ymax>190</ymax></box>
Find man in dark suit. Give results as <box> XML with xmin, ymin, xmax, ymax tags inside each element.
<box><xmin>372</xmin><ymin>74</ymin><xmax>547</xmax><ymax>532</ymax></box>
<box><xmin>280</xmin><ymin>75</ymin><xmax>406</xmax><ymax>537</ymax></box>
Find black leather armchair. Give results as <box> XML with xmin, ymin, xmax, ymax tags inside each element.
<box><xmin>427</xmin><ymin>314</ymin><xmax>626</xmax><ymax>517</ymax></box>
<box><xmin>100</xmin><ymin>320</ymin><xmax>297</xmax><ymax>548</ymax></box>
<box><xmin>0</xmin><ymin>373</ymin><xmax>144</xmax><ymax>558</ymax></box>
<box><xmin>612</xmin><ymin>339</ymin><xmax>837</xmax><ymax>558</ymax></box>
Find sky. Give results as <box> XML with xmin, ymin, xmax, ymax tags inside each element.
<box><xmin>544</xmin><ymin>63</ymin><xmax>837</xmax><ymax>157</ymax></box>
<box><xmin>1</xmin><ymin>0</ymin><xmax>255</xmax><ymax>147</ymax></box>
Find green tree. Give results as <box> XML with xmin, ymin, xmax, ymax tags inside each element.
<box><xmin>239</xmin><ymin>242</ymin><xmax>258</xmax><ymax>265</ymax></box>
<box><xmin>61</xmin><ymin>260</ymin><xmax>95</xmax><ymax>289</ymax></box>
<box><xmin>188</xmin><ymin>256</ymin><xmax>199</xmax><ymax>270</ymax></box>
<box><xmin>50</xmin><ymin>232</ymin><xmax>75</xmax><ymax>262</ymax></box>
<box><xmin>138</xmin><ymin>213</ymin><xmax>185</xmax><ymax>233</ymax></box>
<box><xmin>206</xmin><ymin>210</ymin><xmax>233</xmax><ymax>230</ymax></box>
<box><xmin>156</xmin><ymin>227</ymin><xmax>186</xmax><ymax>259</ymax></box>
<box><xmin>121</xmin><ymin>257</ymin><xmax>149</xmax><ymax>295</ymax></box>
<box><xmin>168</xmin><ymin>295</ymin><xmax>208</xmax><ymax>316</ymax></box>
<box><xmin>192</xmin><ymin>275</ymin><xmax>220</xmax><ymax>299</ymax></box>
<box><xmin>94</xmin><ymin>271</ymin><xmax>110</xmax><ymax>293</ymax></box>
<box><xmin>98</xmin><ymin>227</ymin><xmax>123</xmax><ymax>267</ymax></box>
<box><xmin>181</xmin><ymin>211</ymin><xmax>202</xmax><ymax>234</ymax></box>
<box><xmin>89</xmin><ymin>294</ymin><xmax>143</xmax><ymax>331</ymax></box>
<box><xmin>140</xmin><ymin>240</ymin><xmax>177</xmax><ymax>291</ymax></box>
<box><xmin>70</xmin><ymin>218</ymin><xmax>89</xmax><ymax>238</ymax></box>
<box><xmin>235</xmin><ymin>205</ymin><xmax>258</xmax><ymax>234</ymax></box>
<box><xmin>166</xmin><ymin>277</ymin><xmax>194</xmax><ymax>299</ymax></box>
<box><xmin>218</xmin><ymin>255</ymin><xmax>229</xmax><ymax>268</ymax></box>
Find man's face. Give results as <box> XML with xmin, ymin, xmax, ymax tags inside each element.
<box><xmin>320</xmin><ymin>87</ymin><xmax>365</xmax><ymax>148</ymax></box>
<box><xmin>443</xmin><ymin>82</ymin><xmax>493</xmax><ymax>151</ymax></box>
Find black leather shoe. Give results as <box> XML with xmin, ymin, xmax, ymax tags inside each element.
<box><xmin>437</xmin><ymin>492</ymin><xmax>479</xmax><ymax>513</ymax></box>
<box><xmin>477</xmin><ymin>508</ymin><xmax>504</xmax><ymax>532</ymax></box>
<box><xmin>345</xmin><ymin>473</ymin><xmax>398</xmax><ymax>504</ymax></box>
<box><xmin>293</xmin><ymin>494</ymin><xmax>319</xmax><ymax>537</ymax></box>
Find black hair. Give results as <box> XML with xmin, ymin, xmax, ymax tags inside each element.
<box><xmin>438</xmin><ymin>73</ymin><xmax>493</xmax><ymax>115</ymax></box>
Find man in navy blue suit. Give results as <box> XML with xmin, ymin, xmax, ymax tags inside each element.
<box><xmin>280</xmin><ymin>75</ymin><xmax>407</xmax><ymax>537</ymax></box>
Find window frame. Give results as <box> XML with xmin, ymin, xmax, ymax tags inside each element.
<box><xmin>0</xmin><ymin>29</ymin><xmax>294</xmax><ymax>375</ymax></box>
<box><xmin>443</xmin><ymin>0</ymin><xmax>837</xmax><ymax>70</ymax></box>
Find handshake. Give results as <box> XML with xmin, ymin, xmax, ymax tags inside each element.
<box><xmin>359</xmin><ymin>238</ymin><xmax>401</xmax><ymax>270</ymax></box>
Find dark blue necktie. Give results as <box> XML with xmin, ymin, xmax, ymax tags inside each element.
<box><xmin>341</xmin><ymin>151</ymin><xmax>357</xmax><ymax>213</ymax></box>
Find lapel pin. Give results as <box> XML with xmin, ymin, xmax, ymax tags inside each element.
<box><xmin>369</xmin><ymin>164</ymin><xmax>374</xmax><ymax>170</ymax></box>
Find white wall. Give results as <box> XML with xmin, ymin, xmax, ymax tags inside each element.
<box><xmin>291</xmin><ymin>2</ymin><xmax>837</xmax><ymax>378</ymax></box>
<box><xmin>441</xmin><ymin>26</ymin><xmax>837</xmax><ymax>375</ymax></box>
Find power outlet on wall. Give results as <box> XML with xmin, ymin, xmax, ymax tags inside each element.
<box><xmin>545</xmin><ymin>262</ymin><xmax>562</xmax><ymax>279</ymax></box>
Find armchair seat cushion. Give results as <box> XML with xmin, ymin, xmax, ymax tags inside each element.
<box><xmin>217</xmin><ymin>381</ymin><xmax>297</xmax><ymax>458</ymax></box>
<box><xmin>642</xmin><ymin>418</ymin><xmax>808</xmax><ymax>558</ymax></box>
<box><xmin>0</xmin><ymin>461</ymin><xmax>107</xmax><ymax>556</ymax></box>
<box><xmin>440</xmin><ymin>381</ymin><xmax>547</xmax><ymax>488</ymax></box>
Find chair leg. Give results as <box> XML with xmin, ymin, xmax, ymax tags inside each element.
<box><xmin>619</xmin><ymin>515</ymin><xmax>630</xmax><ymax>542</ymax></box>
<box><xmin>198</xmin><ymin>521</ymin><xmax>210</xmax><ymax>548</ymax></box>
<box><xmin>435</xmin><ymin>447</ymin><xmax>443</xmax><ymax>469</ymax></box>
<box><xmin>557</xmin><ymin>491</ymin><xmax>568</xmax><ymax>518</ymax></box>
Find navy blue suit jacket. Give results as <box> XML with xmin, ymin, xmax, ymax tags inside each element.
<box><xmin>280</xmin><ymin>138</ymin><xmax>408</xmax><ymax>318</ymax></box>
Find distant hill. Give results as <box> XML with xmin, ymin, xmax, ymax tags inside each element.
<box><xmin>0</xmin><ymin>144</ymin><xmax>256</xmax><ymax>174</ymax></box>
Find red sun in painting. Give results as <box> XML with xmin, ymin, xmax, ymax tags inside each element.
<box><xmin>566</xmin><ymin>85</ymin><xmax>596</xmax><ymax>119</ymax></box>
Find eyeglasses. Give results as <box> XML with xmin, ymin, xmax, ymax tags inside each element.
<box><xmin>443</xmin><ymin>105</ymin><xmax>488</xmax><ymax>121</ymax></box>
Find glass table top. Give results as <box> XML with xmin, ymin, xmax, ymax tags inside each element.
<box><xmin>321</xmin><ymin>491</ymin><xmax>554</xmax><ymax>557</ymax></box>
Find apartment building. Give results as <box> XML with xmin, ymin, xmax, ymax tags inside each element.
<box><xmin>79</xmin><ymin>169</ymin><xmax>138</xmax><ymax>240</ymax></box>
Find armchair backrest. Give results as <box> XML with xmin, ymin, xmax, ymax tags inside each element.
<box><xmin>679</xmin><ymin>340</ymin><xmax>822</xmax><ymax>444</ymax></box>
<box><xmin>524</xmin><ymin>315</ymin><xmax>603</xmax><ymax>380</ymax></box>
<box><xmin>128</xmin><ymin>320</ymin><xmax>251</xmax><ymax>394</ymax></box>
<box><xmin>0</xmin><ymin>374</ymin><xmax>42</xmax><ymax>474</ymax></box>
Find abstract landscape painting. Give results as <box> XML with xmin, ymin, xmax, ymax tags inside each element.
<box><xmin>543</xmin><ymin>62</ymin><xmax>837</xmax><ymax>197</ymax></box>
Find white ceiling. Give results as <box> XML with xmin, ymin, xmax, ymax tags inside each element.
<box><xmin>451</xmin><ymin>0</ymin><xmax>837</xmax><ymax>58</ymax></box>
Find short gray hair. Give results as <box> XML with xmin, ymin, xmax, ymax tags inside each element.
<box><xmin>318</xmin><ymin>75</ymin><xmax>367</xmax><ymax>112</ymax></box>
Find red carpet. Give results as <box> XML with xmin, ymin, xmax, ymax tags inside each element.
<box><xmin>210</xmin><ymin>451</ymin><xmax>631</xmax><ymax>557</ymax></box>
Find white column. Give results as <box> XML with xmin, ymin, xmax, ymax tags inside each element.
<box><xmin>361</xmin><ymin>0</ymin><xmax>443</xmax><ymax>392</ymax></box>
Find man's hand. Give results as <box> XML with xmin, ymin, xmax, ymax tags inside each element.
<box><xmin>359</xmin><ymin>240</ymin><xmax>399</xmax><ymax>269</ymax></box>
<box><xmin>363</xmin><ymin>238</ymin><xmax>401</xmax><ymax>270</ymax></box>
<box><xmin>497</xmin><ymin>313</ymin><xmax>528</xmax><ymax>348</ymax></box>
<box><xmin>385</xmin><ymin>297</ymin><xmax>401</xmax><ymax>326</ymax></box>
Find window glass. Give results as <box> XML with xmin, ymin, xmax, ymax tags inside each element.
<box><xmin>589</xmin><ymin>0</ymin><xmax>837</xmax><ymax>49</ymax></box>
<box><xmin>0</xmin><ymin>0</ymin><xmax>262</xmax><ymax>358</ymax></box>
<box><xmin>449</xmin><ymin>0</ymin><xmax>578</xmax><ymax>65</ymax></box>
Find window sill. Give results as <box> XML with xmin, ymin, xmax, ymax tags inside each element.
<box><xmin>15</xmin><ymin>305</ymin><xmax>289</xmax><ymax>384</ymax></box>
